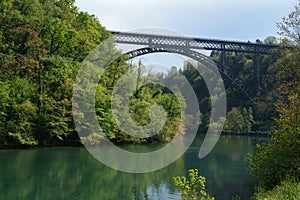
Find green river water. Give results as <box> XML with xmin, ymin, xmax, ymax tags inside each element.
<box><xmin>0</xmin><ymin>135</ymin><xmax>266</xmax><ymax>200</ymax></box>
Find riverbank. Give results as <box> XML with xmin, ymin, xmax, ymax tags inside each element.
<box><xmin>220</xmin><ymin>131</ymin><xmax>269</xmax><ymax>136</ymax></box>
<box><xmin>0</xmin><ymin>141</ymin><xmax>83</xmax><ymax>150</ymax></box>
<box><xmin>253</xmin><ymin>179</ymin><xmax>300</xmax><ymax>200</ymax></box>
<box><xmin>0</xmin><ymin>131</ymin><xmax>269</xmax><ymax>150</ymax></box>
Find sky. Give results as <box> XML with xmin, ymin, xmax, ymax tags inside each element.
<box><xmin>75</xmin><ymin>0</ymin><xmax>296</xmax><ymax>41</ymax></box>
<box><xmin>75</xmin><ymin>0</ymin><xmax>296</xmax><ymax>68</ymax></box>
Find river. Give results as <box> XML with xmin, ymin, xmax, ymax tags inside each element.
<box><xmin>0</xmin><ymin>135</ymin><xmax>267</xmax><ymax>200</ymax></box>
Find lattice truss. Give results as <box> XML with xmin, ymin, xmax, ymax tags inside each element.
<box><xmin>111</xmin><ymin>31</ymin><xmax>277</xmax><ymax>54</ymax></box>
<box><xmin>111</xmin><ymin>31</ymin><xmax>278</xmax><ymax>95</ymax></box>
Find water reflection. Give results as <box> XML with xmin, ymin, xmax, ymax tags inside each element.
<box><xmin>187</xmin><ymin>135</ymin><xmax>266</xmax><ymax>199</ymax></box>
<box><xmin>0</xmin><ymin>135</ymin><xmax>266</xmax><ymax>200</ymax></box>
<box><xmin>0</xmin><ymin>147</ymin><xmax>184</xmax><ymax>200</ymax></box>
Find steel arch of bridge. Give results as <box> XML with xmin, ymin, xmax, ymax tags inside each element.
<box><xmin>111</xmin><ymin>31</ymin><xmax>278</xmax><ymax>95</ymax></box>
<box><xmin>125</xmin><ymin>47</ymin><xmax>248</xmax><ymax>95</ymax></box>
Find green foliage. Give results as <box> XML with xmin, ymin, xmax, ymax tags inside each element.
<box><xmin>92</xmin><ymin>61</ymin><xmax>184</xmax><ymax>145</ymax></box>
<box><xmin>249</xmin><ymin>3</ymin><xmax>300</xmax><ymax>190</ymax></box>
<box><xmin>253</xmin><ymin>179</ymin><xmax>300</xmax><ymax>200</ymax></box>
<box><xmin>264</xmin><ymin>36</ymin><xmax>278</xmax><ymax>45</ymax></box>
<box><xmin>0</xmin><ymin>0</ymin><xmax>107</xmax><ymax>147</ymax></box>
<box><xmin>223</xmin><ymin>107</ymin><xmax>254</xmax><ymax>133</ymax></box>
<box><xmin>180</xmin><ymin>53</ymin><xmax>277</xmax><ymax>133</ymax></box>
<box><xmin>248</xmin><ymin>93</ymin><xmax>300</xmax><ymax>189</ymax></box>
<box><xmin>172</xmin><ymin>169</ymin><xmax>214</xmax><ymax>200</ymax></box>
<box><xmin>277</xmin><ymin>1</ymin><xmax>300</xmax><ymax>44</ymax></box>
<box><xmin>0</xmin><ymin>77</ymin><xmax>38</xmax><ymax>147</ymax></box>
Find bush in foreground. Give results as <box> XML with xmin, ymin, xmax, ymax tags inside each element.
<box><xmin>172</xmin><ymin>169</ymin><xmax>214</xmax><ymax>200</ymax></box>
<box><xmin>253</xmin><ymin>179</ymin><xmax>300</xmax><ymax>200</ymax></box>
<box><xmin>248</xmin><ymin>93</ymin><xmax>300</xmax><ymax>189</ymax></box>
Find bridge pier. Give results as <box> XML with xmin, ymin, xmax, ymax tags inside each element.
<box><xmin>218</xmin><ymin>44</ymin><xmax>229</xmax><ymax>74</ymax></box>
<box><xmin>253</xmin><ymin>53</ymin><xmax>261</xmax><ymax>95</ymax></box>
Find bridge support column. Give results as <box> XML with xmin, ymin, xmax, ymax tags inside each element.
<box><xmin>253</xmin><ymin>54</ymin><xmax>261</xmax><ymax>95</ymax></box>
<box><xmin>218</xmin><ymin>45</ymin><xmax>229</xmax><ymax>74</ymax></box>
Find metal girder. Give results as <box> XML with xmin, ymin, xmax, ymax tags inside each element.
<box><xmin>109</xmin><ymin>31</ymin><xmax>279</xmax><ymax>96</ymax></box>
<box><xmin>110</xmin><ymin>31</ymin><xmax>278</xmax><ymax>54</ymax></box>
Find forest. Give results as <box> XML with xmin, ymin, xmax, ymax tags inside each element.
<box><xmin>0</xmin><ymin>0</ymin><xmax>288</xmax><ymax>148</ymax></box>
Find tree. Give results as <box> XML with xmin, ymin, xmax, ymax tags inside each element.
<box><xmin>264</xmin><ymin>36</ymin><xmax>278</xmax><ymax>45</ymax></box>
<box><xmin>0</xmin><ymin>77</ymin><xmax>38</xmax><ymax>147</ymax></box>
<box><xmin>223</xmin><ymin>107</ymin><xmax>254</xmax><ymax>134</ymax></box>
<box><xmin>0</xmin><ymin>0</ymin><xmax>108</xmax><ymax>147</ymax></box>
<box><xmin>277</xmin><ymin>1</ymin><xmax>300</xmax><ymax>45</ymax></box>
<box><xmin>248</xmin><ymin>2</ymin><xmax>300</xmax><ymax>189</ymax></box>
<box><xmin>248</xmin><ymin>93</ymin><xmax>300</xmax><ymax>189</ymax></box>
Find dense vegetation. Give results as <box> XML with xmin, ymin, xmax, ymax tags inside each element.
<box><xmin>0</xmin><ymin>0</ymin><xmax>184</xmax><ymax>147</ymax></box>
<box><xmin>92</xmin><ymin>61</ymin><xmax>184</xmax><ymax>144</ymax></box>
<box><xmin>253</xmin><ymin>179</ymin><xmax>300</xmax><ymax>200</ymax></box>
<box><xmin>0</xmin><ymin>0</ymin><xmax>109</xmax><ymax>147</ymax></box>
<box><xmin>247</xmin><ymin>1</ymin><xmax>300</xmax><ymax>198</ymax></box>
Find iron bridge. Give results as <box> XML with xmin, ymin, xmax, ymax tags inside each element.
<box><xmin>110</xmin><ymin>31</ymin><xmax>278</xmax><ymax>95</ymax></box>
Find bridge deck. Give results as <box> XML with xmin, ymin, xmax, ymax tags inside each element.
<box><xmin>110</xmin><ymin>31</ymin><xmax>278</xmax><ymax>54</ymax></box>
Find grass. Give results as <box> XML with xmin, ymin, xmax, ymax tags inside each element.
<box><xmin>253</xmin><ymin>179</ymin><xmax>300</xmax><ymax>200</ymax></box>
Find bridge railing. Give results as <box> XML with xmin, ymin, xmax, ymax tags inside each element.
<box><xmin>110</xmin><ymin>31</ymin><xmax>278</xmax><ymax>54</ymax></box>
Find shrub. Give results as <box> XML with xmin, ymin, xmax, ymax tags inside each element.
<box><xmin>172</xmin><ymin>169</ymin><xmax>214</xmax><ymax>200</ymax></box>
